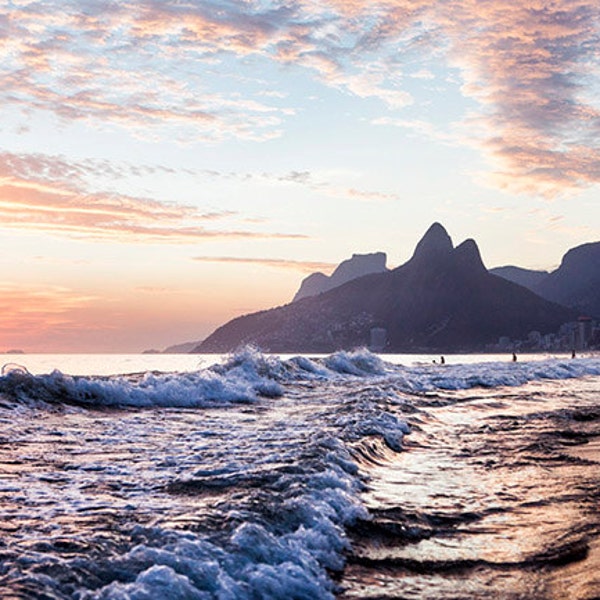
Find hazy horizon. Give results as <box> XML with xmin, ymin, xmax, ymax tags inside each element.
<box><xmin>2</xmin><ymin>1</ymin><xmax>600</xmax><ymax>352</ymax></box>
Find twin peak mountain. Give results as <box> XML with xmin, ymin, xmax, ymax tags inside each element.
<box><xmin>197</xmin><ymin>223</ymin><xmax>586</xmax><ymax>353</ymax></box>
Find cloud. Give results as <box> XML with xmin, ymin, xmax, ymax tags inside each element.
<box><xmin>0</xmin><ymin>284</ymin><xmax>94</xmax><ymax>337</ymax></box>
<box><xmin>190</xmin><ymin>166</ymin><xmax>399</xmax><ymax>202</ymax></box>
<box><xmin>2</xmin><ymin>1</ymin><xmax>600</xmax><ymax>193</ymax></box>
<box><xmin>192</xmin><ymin>256</ymin><xmax>336</xmax><ymax>273</ymax></box>
<box><xmin>262</xmin><ymin>169</ymin><xmax>400</xmax><ymax>201</ymax></box>
<box><xmin>410</xmin><ymin>69</ymin><xmax>435</xmax><ymax>80</ymax></box>
<box><xmin>433</xmin><ymin>1</ymin><xmax>600</xmax><ymax>195</ymax></box>
<box><xmin>0</xmin><ymin>0</ymin><xmax>415</xmax><ymax>140</ymax></box>
<box><xmin>371</xmin><ymin>116</ymin><xmax>456</xmax><ymax>144</ymax></box>
<box><xmin>0</xmin><ymin>2</ymin><xmax>297</xmax><ymax>142</ymax></box>
<box><xmin>0</xmin><ymin>152</ymin><xmax>306</xmax><ymax>242</ymax></box>
<box><xmin>0</xmin><ymin>150</ymin><xmax>395</xmax><ymax>243</ymax></box>
<box><xmin>318</xmin><ymin>0</ymin><xmax>600</xmax><ymax>195</ymax></box>
<box><xmin>352</xmin><ymin>1</ymin><xmax>600</xmax><ymax>195</ymax></box>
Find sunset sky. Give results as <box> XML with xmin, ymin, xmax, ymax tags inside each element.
<box><xmin>1</xmin><ymin>0</ymin><xmax>600</xmax><ymax>352</ymax></box>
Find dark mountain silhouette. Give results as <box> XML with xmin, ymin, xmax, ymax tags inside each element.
<box><xmin>293</xmin><ymin>252</ymin><xmax>388</xmax><ymax>302</ymax></box>
<box><xmin>163</xmin><ymin>341</ymin><xmax>199</xmax><ymax>354</ymax></box>
<box><xmin>489</xmin><ymin>266</ymin><xmax>549</xmax><ymax>290</ymax></box>
<box><xmin>196</xmin><ymin>223</ymin><xmax>577</xmax><ymax>353</ymax></box>
<box><xmin>533</xmin><ymin>242</ymin><xmax>600</xmax><ymax>318</ymax></box>
<box><xmin>490</xmin><ymin>242</ymin><xmax>600</xmax><ymax>318</ymax></box>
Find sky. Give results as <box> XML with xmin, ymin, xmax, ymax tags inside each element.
<box><xmin>1</xmin><ymin>0</ymin><xmax>600</xmax><ymax>353</ymax></box>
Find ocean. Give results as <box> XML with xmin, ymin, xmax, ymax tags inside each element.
<box><xmin>0</xmin><ymin>349</ymin><xmax>598</xmax><ymax>599</ymax></box>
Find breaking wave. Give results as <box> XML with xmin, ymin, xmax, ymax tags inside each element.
<box><xmin>0</xmin><ymin>349</ymin><xmax>598</xmax><ymax>598</ymax></box>
<box><xmin>0</xmin><ymin>348</ymin><xmax>599</xmax><ymax>410</ymax></box>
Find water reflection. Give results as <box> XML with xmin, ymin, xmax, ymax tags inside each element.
<box><xmin>342</xmin><ymin>378</ymin><xmax>600</xmax><ymax>599</ymax></box>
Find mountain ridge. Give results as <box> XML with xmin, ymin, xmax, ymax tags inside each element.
<box><xmin>293</xmin><ymin>251</ymin><xmax>388</xmax><ymax>302</ymax></box>
<box><xmin>195</xmin><ymin>223</ymin><xmax>580</xmax><ymax>353</ymax></box>
<box><xmin>491</xmin><ymin>241</ymin><xmax>600</xmax><ymax>318</ymax></box>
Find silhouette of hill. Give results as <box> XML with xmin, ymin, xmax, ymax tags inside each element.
<box><xmin>490</xmin><ymin>242</ymin><xmax>600</xmax><ymax>318</ymax></box>
<box><xmin>533</xmin><ymin>242</ymin><xmax>600</xmax><ymax>318</ymax></box>
<box><xmin>489</xmin><ymin>266</ymin><xmax>549</xmax><ymax>289</ymax></box>
<box><xmin>196</xmin><ymin>223</ymin><xmax>577</xmax><ymax>353</ymax></box>
<box><xmin>293</xmin><ymin>252</ymin><xmax>388</xmax><ymax>302</ymax></box>
<box><xmin>163</xmin><ymin>341</ymin><xmax>199</xmax><ymax>354</ymax></box>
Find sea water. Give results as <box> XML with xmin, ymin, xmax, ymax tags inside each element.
<box><xmin>0</xmin><ymin>349</ymin><xmax>598</xmax><ymax>599</ymax></box>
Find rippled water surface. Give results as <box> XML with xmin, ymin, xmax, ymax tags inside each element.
<box><xmin>0</xmin><ymin>351</ymin><xmax>598</xmax><ymax>599</ymax></box>
<box><xmin>341</xmin><ymin>378</ymin><xmax>600</xmax><ymax>599</ymax></box>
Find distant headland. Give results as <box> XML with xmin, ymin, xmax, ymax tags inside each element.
<box><xmin>163</xmin><ymin>223</ymin><xmax>599</xmax><ymax>354</ymax></box>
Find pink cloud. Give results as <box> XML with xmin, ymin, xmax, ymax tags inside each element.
<box><xmin>192</xmin><ymin>255</ymin><xmax>336</xmax><ymax>273</ymax></box>
<box><xmin>2</xmin><ymin>1</ymin><xmax>600</xmax><ymax>193</ymax></box>
<box><xmin>0</xmin><ymin>284</ymin><xmax>94</xmax><ymax>339</ymax></box>
<box><xmin>312</xmin><ymin>0</ymin><xmax>600</xmax><ymax>194</ymax></box>
<box><xmin>0</xmin><ymin>152</ymin><xmax>306</xmax><ymax>242</ymax></box>
<box><xmin>430</xmin><ymin>1</ymin><xmax>600</xmax><ymax>194</ymax></box>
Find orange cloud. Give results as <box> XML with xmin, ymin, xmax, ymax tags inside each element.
<box><xmin>0</xmin><ymin>152</ymin><xmax>306</xmax><ymax>243</ymax></box>
<box><xmin>2</xmin><ymin>1</ymin><xmax>600</xmax><ymax>194</ymax></box>
<box><xmin>192</xmin><ymin>256</ymin><xmax>336</xmax><ymax>273</ymax></box>
<box><xmin>0</xmin><ymin>285</ymin><xmax>94</xmax><ymax>341</ymax></box>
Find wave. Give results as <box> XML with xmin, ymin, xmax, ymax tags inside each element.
<box><xmin>399</xmin><ymin>356</ymin><xmax>600</xmax><ymax>392</ymax></box>
<box><xmin>78</xmin><ymin>390</ymin><xmax>402</xmax><ymax>599</ymax></box>
<box><xmin>0</xmin><ymin>348</ymin><xmax>599</xmax><ymax>410</ymax></box>
<box><xmin>3</xmin><ymin>348</ymin><xmax>598</xmax><ymax>597</ymax></box>
<box><xmin>87</xmin><ymin>455</ymin><xmax>365</xmax><ymax>599</ymax></box>
<box><xmin>0</xmin><ymin>358</ymin><xmax>282</xmax><ymax>409</ymax></box>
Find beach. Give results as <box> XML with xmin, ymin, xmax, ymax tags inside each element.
<box><xmin>0</xmin><ymin>350</ymin><xmax>598</xmax><ymax>598</ymax></box>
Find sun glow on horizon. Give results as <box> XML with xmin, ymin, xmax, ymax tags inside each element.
<box><xmin>0</xmin><ymin>0</ymin><xmax>599</xmax><ymax>351</ymax></box>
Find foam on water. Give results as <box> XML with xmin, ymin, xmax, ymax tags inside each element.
<box><xmin>0</xmin><ymin>355</ymin><xmax>283</xmax><ymax>409</ymax></box>
<box><xmin>0</xmin><ymin>349</ymin><xmax>598</xmax><ymax>598</ymax></box>
<box><xmin>405</xmin><ymin>356</ymin><xmax>600</xmax><ymax>392</ymax></box>
<box><xmin>1</xmin><ymin>349</ymin><xmax>599</xmax><ymax>410</ymax></box>
<box><xmin>0</xmin><ymin>349</ymin><xmax>417</xmax><ymax>599</ymax></box>
<box><xmin>70</xmin><ymin>414</ymin><xmax>374</xmax><ymax>599</ymax></box>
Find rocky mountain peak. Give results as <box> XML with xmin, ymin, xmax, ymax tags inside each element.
<box><xmin>453</xmin><ymin>238</ymin><xmax>486</xmax><ymax>273</ymax></box>
<box><xmin>293</xmin><ymin>251</ymin><xmax>388</xmax><ymax>302</ymax></box>
<box><xmin>410</xmin><ymin>222</ymin><xmax>454</xmax><ymax>262</ymax></box>
<box><xmin>330</xmin><ymin>252</ymin><xmax>387</xmax><ymax>284</ymax></box>
<box><xmin>197</xmin><ymin>222</ymin><xmax>580</xmax><ymax>353</ymax></box>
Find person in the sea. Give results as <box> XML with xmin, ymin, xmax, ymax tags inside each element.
<box><xmin>571</xmin><ymin>349</ymin><xmax>576</xmax><ymax>359</ymax></box>
<box><xmin>512</xmin><ymin>352</ymin><xmax>517</xmax><ymax>362</ymax></box>
<box><xmin>440</xmin><ymin>356</ymin><xmax>445</xmax><ymax>365</ymax></box>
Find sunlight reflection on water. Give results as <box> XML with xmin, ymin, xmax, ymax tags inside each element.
<box><xmin>342</xmin><ymin>378</ymin><xmax>600</xmax><ymax>600</ymax></box>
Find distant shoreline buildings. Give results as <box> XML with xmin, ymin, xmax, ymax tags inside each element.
<box><xmin>493</xmin><ymin>316</ymin><xmax>599</xmax><ymax>353</ymax></box>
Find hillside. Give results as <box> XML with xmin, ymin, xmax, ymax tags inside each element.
<box><xmin>489</xmin><ymin>266</ymin><xmax>549</xmax><ymax>290</ymax></box>
<box><xmin>293</xmin><ymin>252</ymin><xmax>388</xmax><ymax>302</ymax></box>
<box><xmin>196</xmin><ymin>223</ymin><xmax>577</xmax><ymax>353</ymax></box>
<box><xmin>534</xmin><ymin>242</ymin><xmax>600</xmax><ymax>318</ymax></box>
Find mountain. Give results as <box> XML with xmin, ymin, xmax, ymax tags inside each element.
<box><xmin>489</xmin><ymin>266</ymin><xmax>549</xmax><ymax>290</ymax></box>
<box><xmin>533</xmin><ymin>242</ymin><xmax>600</xmax><ymax>318</ymax></box>
<box><xmin>293</xmin><ymin>252</ymin><xmax>388</xmax><ymax>302</ymax></box>
<box><xmin>196</xmin><ymin>223</ymin><xmax>577</xmax><ymax>353</ymax></box>
<box><xmin>490</xmin><ymin>242</ymin><xmax>600</xmax><ymax>318</ymax></box>
<box><xmin>163</xmin><ymin>341</ymin><xmax>200</xmax><ymax>354</ymax></box>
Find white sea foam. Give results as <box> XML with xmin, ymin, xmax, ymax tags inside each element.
<box><xmin>0</xmin><ymin>357</ymin><xmax>283</xmax><ymax>409</ymax></box>
<box><xmin>84</xmin><ymin>431</ymin><xmax>370</xmax><ymax>599</ymax></box>
<box><xmin>397</xmin><ymin>357</ymin><xmax>600</xmax><ymax>393</ymax></box>
<box><xmin>1</xmin><ymin>348</ymin><xmax>598</xmax><ymax>598</ymax></box>
<box><xmin>0</xmin><ymin>348</ymin><xmax>598</xmax><ymax>410</ymax></box>
<box><xmin>324</xmin><ymin>349</ymin><xmax>387</xmax><ymax>376</ymax></box>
